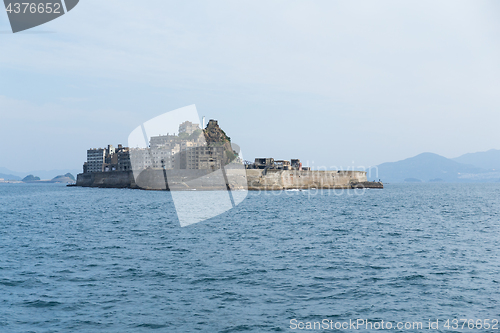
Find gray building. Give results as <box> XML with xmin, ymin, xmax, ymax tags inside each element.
<box><xmin>150</xmin><ymin>148</ymin><xmax>174</xmax><ymax>169</ymax></box>
<box><xmin>86</xmin><ymin>148</ymin><xmax>106</xmax><ymax>173</ymax></box>
<box><xmin>117</xmin><ymin>147</ymin><xmax>131</xmax><ymax>171</ymax></box>
<box><xmin>150</xmin><ymin>134</ymin><xmax>180</xmax><ymax>149</ymax></box>
<box><xmin>178</xmin><ymin>121</ymin><xmax>200</xmax><ymax>135</ymax></box>
<box><xmin>180</xmin><ymin>146</ymin><xmax>225</xmax><ymax>170</ymax></box>
<box><xmin>85</xmin><ymin>144</ymin><xmax>130</xmax><ymax>173</ymax></box>
<box><xmin>85</xmin><ymin>133</ymin><xmax>225</xmax><ymax>174</ymax></box>
<box><xmin>129</xmin><ymin>148</ymin><xmax>152</xmax><ymax>171</ymax></box>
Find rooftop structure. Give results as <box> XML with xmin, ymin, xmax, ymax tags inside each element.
<box><xmin>246</xmin><ymin>158</ymin><xmax>304</xmax><ymax>171</ymax></box>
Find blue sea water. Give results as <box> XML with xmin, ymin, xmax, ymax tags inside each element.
<box><xmin>0</xmin><ymin>183</ymin><xmax>500</xmax><ymax>332</ymax></box>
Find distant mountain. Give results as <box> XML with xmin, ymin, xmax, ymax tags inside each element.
<box><xmin>0</xmin><ymin>167</ymin><xmax>23</xmax><ymax>180</ymax></box>
<box><xmin>23</xmin><ymin>169</ymin><xmax>81</xmax><ymax>180</ymax></box>
<box><xmin>0</xmin><ymin>167</ymin><xmax>81</xmax><ymax>180</ymax></box>
<box><xmin>50</xmin><ymin>174</ymin><xmax>75</xmax><ymax>183</ymax></box>
<box><xmin>0</xmin><ymin>172</ymin><xmax>21</xmax><ymax>181</ymax></box>
<box><xmin>22</xmin><ymin>175</ymin><xmax>41</xmax><ymax>182</ymax></box>
<box><xmin>64</xmin><ymin>173</ymin><xmax>75</xmax><ymax>181</ymax></box>
<box><xmin>452</xmin><ymin>149</ymin><xmax>500</xmax><ymax>171</ymax></box>
<box><xmin>373</xmin><ymin>152</ymin><xmax>493</xmax><ymax>183</ymax></box>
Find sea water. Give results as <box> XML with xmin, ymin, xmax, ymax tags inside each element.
<box><xmin>1</xmin><ymin>183</ymin><xmax>499</xmax><ymax>332</ymax></box>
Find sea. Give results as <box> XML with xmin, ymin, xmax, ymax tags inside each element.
<box><xmin>1</xmin><ymin>183</ymin><xmax>499</xmax><ymax>332</ymax></box>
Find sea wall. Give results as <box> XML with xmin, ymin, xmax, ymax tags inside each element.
<box><xmin>246</xmin><ymin>169</ymin><xmax>368</xmax><ymax>190</ymax></box>
<box><xmin>76</xmin><ymin>169</ymin><xmax>377</xmax><ymax>190</ymax></box>
<box><xmin>76</xmin><ymin>171</ymin><xmax>137</xmax><ymax>189</ymax></box>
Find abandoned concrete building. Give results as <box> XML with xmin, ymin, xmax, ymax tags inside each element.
<box><xmin>246</xmin><ymin>158</ymin><xmax>310</xmax><ymax>171</ymax></box>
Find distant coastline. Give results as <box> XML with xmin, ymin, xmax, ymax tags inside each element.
<box><xmin>0</xmin><ymin>173</ymin><xmax>75</xmax><ymax>184</ymax></box>
<box><xmin>374</xmin><ymin>150</ymin><xmax>500</xmax><ymax>183</ymax></box>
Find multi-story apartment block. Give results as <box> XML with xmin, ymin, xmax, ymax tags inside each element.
<box><xmin>103</xmin><ymin>145</ymin><xmax>118</xmax><ymax>172</ymax></box>
<box><xmin>117</xmin><ymin>146</ymin><xmax>131</xmax><ymax>171</ymax></box>
<box><xmin>180</xmin><ymin>146</ymin><xmax>225</xmax><ymax>170</ymax></box>
<box><xmin>86</xmin><ymin>148</ymin><xmax>106</xmax><ymax>173</ymax></box>
<box><xmin>178</xmin><ymin>121</ymin><xmax>200</xmax><ymax>135</ymax></box>
<box><xmin>129</xmin><ymin>148</ymin><xmax>152</xmax><ymax>171</ymax></box>
<box><xmin>150</xmin><ymin>134</ymin><xmax>180</xmax><ymax>149</ymax></box>
<box><xmin>84</xmin><ymin>119</ymin><xmax>232</xmax><ymax>174</ymax></box>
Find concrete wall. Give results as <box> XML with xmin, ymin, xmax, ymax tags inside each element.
<box><xmin>76</xmin><ymin>171</ymin><xmax>137</xmax><ymax>189</ymax></box>
<box><xmin>76</xmin><ymin>169</ymin><xmax>368</xmax><ymax>190</ymax></box>
<box><xmin>246</xmin><ymin>169</ymin><xmax>367</xmax><ymax>190</ymax></box>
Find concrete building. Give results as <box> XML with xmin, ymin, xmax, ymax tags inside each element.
<box><xmin>129</xmin><ymin>148</ymin><xmax>152</xmax><ymax>171</ymax></box>
<box><xmin>86</xmin><ymin>148</ymin><xmax>106</xmax><ymax>173</ymax></box>
<box><xmin>291</xmin><ymin>159</ymin><xmax>302</xmax><ymax>170</ymax></box>
<box><xmin>150</xmin><ymin>148</ymin><xmax>174</xmax><ymax>169</ymax></box>
<box><xmin>275</xmin><ymin>160</ymin><xmax>292</xmax><ymax>170</ymax></box>
<box><xmin>246</xmin><ymin>158</ymin><xmax>304</xmax><ymax>171</ymax></box>
<box><xmin>103</xmin><ymin>145</ymin><xmax>118</xmax><ymax>172</ymax></box>
<box><xmin>117</xmin><ymin>145</ymin><xmax>131</xmax><ymax>171</ymax></box>
<box><xmin>180</xmin><ymin>146</ymin><xmax>225</xmax><ymax>170</ymax></box>
<box><xmin>85</xmin><ymin>126</ymin><xmax>225</xmax><ymax>174</ymax></box>
<box><xmin>86</xmin><ymin>144</ymin><xmax>129</xmax><ymax>173</ymax></box>
<box><xmin>253</xmin><ymin>158</ymin><xmax>275</xmax><ymax>169</ymax></box>
<box><xmin>129</xmin><ymin>147</ymin><xmax>175</xmax><ymax>171</ymax></box>
<box><xmin>150</xmin><ymin>134</ymin><xmax>180</xmax><ymax>149</ymax></box>
<box><xmin>178</xmin><ymin>121</ymin><xmax>200</xmax><ymax>135</ymax></box>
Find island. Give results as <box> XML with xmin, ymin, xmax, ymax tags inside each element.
<box><xmin>74</xmin><ymin>120</ymin><xmax>383</xmax><ymax>190</ymax></box>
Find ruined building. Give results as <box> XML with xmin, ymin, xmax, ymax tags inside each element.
<box><xmin>83</xmin><ymin>119</ymin><xmax>233</xmax><ymax>173</ymax></box>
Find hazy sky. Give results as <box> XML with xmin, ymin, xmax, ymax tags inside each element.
<box><xmin>1</xmin><ymin>0</ymin><xmax>500</xmax><ymax>172</ymax></box>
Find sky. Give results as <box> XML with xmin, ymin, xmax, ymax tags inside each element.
<box><xmin>1</xmin><ymin>0</ymin><xmax>500</xmax><ymax>172</ymax></box>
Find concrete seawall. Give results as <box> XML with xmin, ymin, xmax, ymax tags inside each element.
<box><xmin>246</xmin><ymin>169</ymin><xmax>371</xmax><ymax>190</ymax></box>
<box><xmin>76</xmin><ymin>169</ymin><xmax>382</xmax><ymax>190</ymax></box>
<box><xmin>76</xmin><ymin>171</ymin><xmax>138</xmax><ymax>189</ymax></box>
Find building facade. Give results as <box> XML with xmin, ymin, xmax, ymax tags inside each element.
<box><xmin>84</xmin><ymin>119</ymin><xmax>233</xmax><ymax>173</ymax></box>
<box><xmin>180</xmin><ymin>146</ymin><xmax>225</xmax><ymax>170</ymax></box>
<box><xmin>178</xmin><ymin>121</ymin><xmax>200</xmax><ymax>135</ymax></box>
<box><xmin>86</xmin><ymin>148</ymin><xmax>106</xmax><ymax>173</ymax></box>
<box><xmin>117</xmin><ymin>147</ymin><xmax>131</xmax><ymax>171</ymax></box>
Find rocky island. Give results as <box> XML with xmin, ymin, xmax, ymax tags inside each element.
<box><xmin>75</xmin><ymin>120</ymin><xmax>382</xmax><ymax>190</ymax></box>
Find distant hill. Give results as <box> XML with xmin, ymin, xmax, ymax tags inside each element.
<box><xmin>0</xmin><ymin>167</ymin><xmax>80</xmax><ymax>180</ymax></box>
<box><xmin>51</xmin><ymin>173</ymin><xmax>75</xmax><ymax>183</ymax></box>
<box><xmin>0</xmin><ymin>173</ymin><xmax>21</xmax><ymax>181</ymax></box>
<box><xmin>65</xmin><ymin>173</ymin><xmax>75</xmax><ymax>181</ymax></box>
<box><xmin>404</xmin><ymin>178</ymin><xmax>422</xmax><ymax>183</ymax></box>
<box><xmin>0</xmin><ymin>167</ymin><xmax>22</xmax><ymax>180</ymax></box>
<box><xmin>373</xmin><ymin>152</ymin><xmax>490</xmax><ymax>183</ymax></box>
<box><xmin>22</xmin><ymin>175</ymin><xmax>41</xmax><ymax>182</ymax></box>
<box><xmin>452</xmin><ymin>149</ymin><xmax>500</xmax><ymax>171</ymax></box>
<box><xmin>17</xmin><ymin>173</ymin><xmax>76</xmax><ymax>183</ymax></box>
<box><xmin>24</xmin><ymin>169</ymin><xmax>81</xmax><ymax>180</ymax></box>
